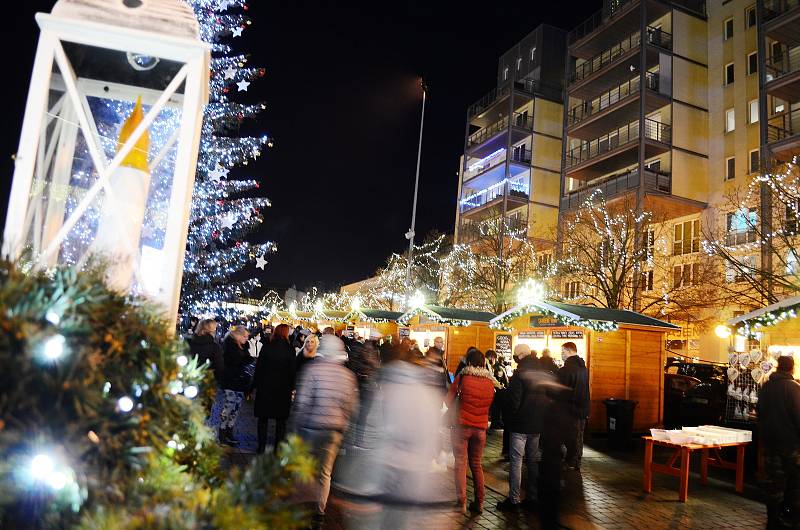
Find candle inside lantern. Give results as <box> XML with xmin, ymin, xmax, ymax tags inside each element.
<box><xmin>90</xmin><ymin>96</ymin><xmax>151</xmax><ymax>291</ymax></box>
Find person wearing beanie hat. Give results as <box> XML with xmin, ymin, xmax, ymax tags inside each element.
<box><xmin>759</xmin><ymin>354</ymin><xmax>800</xmax><ymax>528</ymax></box>
<box><xmin>289</xmin><ymin>334</ymin><xmax>358</xmax><ymax>527</ymax></box>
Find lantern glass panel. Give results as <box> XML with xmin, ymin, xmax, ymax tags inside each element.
<box><xmin>23</xmin><ymin>41</ymin><xmax>187</xmax><ymax>297</ymax></box>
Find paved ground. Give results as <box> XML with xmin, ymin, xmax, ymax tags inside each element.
<box><xmin>222</xmin><ymin>399</ymin><xmax>767</xmax><ymax>529</ymax></box>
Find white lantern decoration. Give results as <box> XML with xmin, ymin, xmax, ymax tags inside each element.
<box><xmin>2</xmin><ymin>0</ymin><xmax>210</xmax><ymax>327</ymax></box>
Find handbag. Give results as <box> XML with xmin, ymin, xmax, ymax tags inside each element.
<box><xmin>446</xmin><ymin>375</ymin><xmax>464</xmax><ymax>428</ymax></box>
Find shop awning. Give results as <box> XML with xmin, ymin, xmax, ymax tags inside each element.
<box><xmin>345</xmin><ymin>308</ymin><xmax>403</xmax><ymax>323</ymax></box>
<box><xmin>727</xmin><ymin>295</ymin><xmax>800</xmax><ymax>328</ymax></box>
<box><xmin>490</xmin><ymin>300</ymin><xmax>680</xmax><ymax>331</ymax></box>
<box><xmin>397</xmin><ymin>305</ymin><xmax>496</xmax><ymax>327</ymax></box>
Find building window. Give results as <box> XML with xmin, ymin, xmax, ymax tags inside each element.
<box><xmin>746</xmin><ymin>5</ymin><xmax>756</xmax><ymax>28</ymax></box>
<box><xmin>726</xmin><ymin>108</ymin><xmax>736</xmax><ymax>132</ymax></box>
<box><xmin>749</xmin><ymin>99</ymin><xmax>759</xmax><ymax>123</ymax></box>
<box><xmin>776</xmin><ymin>102</ymin><xmax>786</xmax><ymax>114</ymax></box>
<box><xmin>536</xmin><ymin>253</ymin><xmax>552</xmax><ymax>271</ymax></box>
<box><xmin>749</xmin><ymin>149</ymin><xmax>760</xmax><ymax>173</ymax></box>
<box><xmin>772</xmin><ymin>41</ymin><xmax>783</xmax><ymax>62</ymax></box>
<box><xmin>726</xmin><ymin>255</ymin><xmax>756</xmax><ymax>283</ymax></box>
<box><xmin>565</xmin><ymin>281</ymin><xmax>582</xmax><ymax>299</ymax></box>
<box><xmin>726</xmin><ymin>208</ymin><xmax>758</xmax><ymax>245</ymax></box>
<box><xmin>726</xmin><ymin>156</ymin><xmax>736</xmax><ymax>180</ymax></box>
<box><xmin>673</xmin><ymin>263</ymin><xmax>700</xmax><ymax>288</ymax></box>
<box><xmin>788</xmin><ymin>251</ymin><xmax>800</xmax><ymax>275</ymax></box>
<box><xmin>724</xmin><ymin>17</ymin><xmax>734</xmax><ymax>40</ymax></box>
<box><xmin>785</xmin><ymin>199</ymin><xmax>799</xmax><ymax>234</ymax></box>
<box><xmin>516</xmin><ymin>57</ymin><xmax>522</xmax><ymax>71</ymax></box>
<box><xmin>747</xmin><ymin>52</ymin><xmax>758</xmax><ymax>75</ymax></box>
<box><xmin>641</xmin><ymin>270</ymin><xmax>654</xmax><ymax>292</ymax></box>
<box><xmin>725</xmin><ymin>62</ymin><xmax>735</xmax><ymax>85</ymax></box>
<box><xmin>645</xmin><ymin>228</ymin><xmax>655</xmax><ymax>256</ymax></box>
<box><xmin>503</xmin><ymin>67</ymin><xmax>509</xmax><ymax>80</ymax></box>
<box><xmin>673</xmin><ymin>220</ymin><xmax>700</xmax><ymax>256</ymax></box>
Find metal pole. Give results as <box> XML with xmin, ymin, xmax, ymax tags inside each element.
<box><xmin>405</xmin><ymin>86</ymin><xmax>426</xmax><ymax>306</ymax></box>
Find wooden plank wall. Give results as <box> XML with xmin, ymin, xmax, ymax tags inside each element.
<box><xmin>588</xmin><ymin>327</ymin><xmax>664</xmax><ymax>432</ymax></box>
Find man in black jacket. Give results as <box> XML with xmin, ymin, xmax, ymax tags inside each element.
<box><xmin>558</xmin><ymin>341</ymin><xmax>590</xmax><ymax>471</ymax></box>
<box><xmin>759</xmin><ymin>355</ymin><xmax>800</xmax><ymax>529</ymax></box>
<box><xmin>497</xmin><ymin>344</ymin><xmax>553</xmax><ymax>511</ymax></box>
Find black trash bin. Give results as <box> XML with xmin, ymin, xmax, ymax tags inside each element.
<box><xmin>604</xmin><ymin>398</ymin><xmax>637</xmax><ymax>449</ymax></box>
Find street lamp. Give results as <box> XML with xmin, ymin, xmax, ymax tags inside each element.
<box><xmin>404</xmin><ymin>78</ymin><xmax>427</xmax><ymax>307</ymax></box>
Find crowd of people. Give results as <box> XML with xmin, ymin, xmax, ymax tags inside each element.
<box><xmin>182</xmin><ymin>316</ymin><xmax>590</xmax><ymax>529</ymax></box>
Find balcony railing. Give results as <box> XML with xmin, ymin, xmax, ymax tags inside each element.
<box><xmin>467</xmin><ymin>78</ymin><xmax>544</xmax><ymax>120</ymax></box>
<box><xmin>565</xmin><ymin>118</ymin><xmax>672</xmax><ymax>168</ymax></box>
<box><xmin>725</xmin><ymin>229</ymin><xmax>757</xmax><ymax>246</ymax></box>
<box><xmin>466</xmin><ymin>111</ymin><xmax>534</xmax><ymax>149</ymax></box>
<box><xmin>569</xmin><ymin>27</ymin><xmax>671</xmax><ymax>85</ymax></box>
<box><xmin>567</xmin><ymin>72</ymin><xmax>659</xmax><ymax>126</ymax></box>
<box><xmin>767</xmin><ymin>109</ymin><xmax>800</xmax><ymax>143</ymax></box>
<box><xmin>460</xmin><ymin>181</ymin><xmax>530</xmax><ymax>214</ymax></box>
<box><xmin>568</xmin><ymin>0</ymin><xmax>636</xmax><ymax>44</ymax></box>
<box><xmin>463</xmin><ymin>148</ymin><xmax>506</xmax><ymax>180</ymax></box>
<box><xmin>459</xmin><ymin>215</ymin><xmax>529</xmax><ymax>243</ymax></box>
<box><xmin>560</xmin><ymin>167</ymin><xmax>670</xmax><ymax>210</ymax></box>
<box><xmin>763</xmin><ymin>0</ymin><xmax>800</xmax><ymax>22</ymax></box>
<box><xmin>765</xmin><ymin>46</ymin><xmax>800</xmax><ymax>82</ymax></box>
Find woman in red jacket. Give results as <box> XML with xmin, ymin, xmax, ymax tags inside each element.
<box><xmin>446</xmin><ymin>348</ymin><xmax>496</xmax><ymax>514</ymax></box>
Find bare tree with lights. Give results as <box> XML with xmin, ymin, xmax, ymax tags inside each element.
<box><xmin>441</xmin><ymin>211</ymin><xmax>542</xmax><ymax>313</ymax></box>
<box><xmin>703</xmin><ymin>159</ymin><xmax>800</xmax><ymax>307</ymax></box>
<box><xmin>556</xmin><ymin>193</ymin><xmax>723</xmax><ymax>330</ymax></box>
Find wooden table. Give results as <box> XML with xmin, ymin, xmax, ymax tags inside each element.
<box><xmin>642</xmin><ymin>436</ymin><xmax>749</xmax><ymax>502</ymax></box>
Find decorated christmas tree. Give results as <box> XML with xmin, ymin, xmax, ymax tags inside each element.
<box><xmin>180</xmin><ymin>0</ymin><xmax>275</xmax><ymax>314</ymax></box>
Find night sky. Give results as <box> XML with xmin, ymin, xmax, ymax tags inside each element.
<box><xmin>2</xmin><ymin>0</ymin><xmax>599</xmax><ymax>292</ymax></box>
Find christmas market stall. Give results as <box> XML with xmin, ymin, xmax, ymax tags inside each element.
<box><xmin>397</xmin><ymin>300</ymin><xmax>496</xmax><ymax>372</ymax></box>
<box><xmin>490</xmin><ymin>300</ymin><xmax>680</xmax><ymax>432</ymax></box>
<box><xmin>723</xmin><ymin>295</ymin><xmax>800</xmax><ymax>424</ymax></box>
<box><xmin>343</xmin><ymin>307</ymin><xmax>402</xmax><ymax>342</ymax></box>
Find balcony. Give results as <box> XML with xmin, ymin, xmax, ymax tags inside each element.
<box><xmin>567</xmin><ymin>72</ymin><xmax>667</xmax><ymax>139</ymax></box>
<box><xmin>764</xmin><ymin>0</ymin><xmax>800</xmax><ymax>47</ymax></box>
<box><xmin>459</xmin><ymin>215</ymin><xmax>529</xmax><ymax>244</ymax></box>
<box><xmin>560</xmin><ymin>167</ymin><xmax>670</xmax><ymax>210</ymax></box>
<box><xmin>466</xmin><ymin>111</ymin><xmax>535</xmax><ymax>155</ymax></box>
<box><xmin>460</xmin><ymin>180</ymin><xmax>530</xmax><ymax>216</ymax></box>
<box><xmin>467</xmin><ymin>78</ymin><xmax>543</xmax><ymax>124</ymax></box>
<box><xmin>767</xmin><ymin>109</ymin><xmax>800</xmax><ymax>160</ymax></box>
<box><xmin>568</xmin><ymin>27</ymin><xmax>670</xmax><ymax>99</ymax></box>
<box><xmin>765</xmin><ymin>47</ymin><xmax>800</xmax><ymax>102</ymax></box>
<box><xmin>565</xmin><ymin>118</ymin><xmax>672</xmax><ymax>179</ymax></box>
<box><xmin>725</xmin><ymin>229</ymin><xmax>758</xmax><ymax>247</ymax></box>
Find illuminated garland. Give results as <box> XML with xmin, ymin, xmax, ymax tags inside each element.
<box><xmin>736</xmin><ymin>307</ymin><xmax>799</xmax><ymax>339</ymax></box>
<box><xmin>489</xmin><ymin>303</ymin><xmax>619</xmax><ymax>332</ymax></box>
<box><xmin>397</xmin><ymin>306</ymin><xmax>471</xmax><ymax>327</ymax></box>
<box><xmin>343</xmin><ymin>309</ymin><xmax>394</xmax><ymax>324</ymax></box>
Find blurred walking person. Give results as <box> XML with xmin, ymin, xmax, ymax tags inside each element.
<box><xmin>446</xmin><ymin>348</ymin><xmax>495</xmax><ymax>514</ymax></box>
<box><xmin>218</xmin><ymin>325</ymin><xmax>254</xmax><ymax>446</ymax></box>
<box><xmin>253</xmin><ymin>323</ymin><xmax>296</xmax><ymax>454</ymax></box>
<box><xmin>497</xmin><ymin>344</ymin><xmax>552</xmax><ymax>511</ymax></box>
<box><xmin>290</xmin><ymin>334</ymin><xmax>358</xmax><ymax>529</ymax></box>
<box><xmin>558</xmin><ymin>342</ymin><xmax>590</xmax><ymax>470</ymax></box>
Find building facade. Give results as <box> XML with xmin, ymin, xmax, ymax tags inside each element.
<box><xmin>453</xmin><ymin>0</ymin><xmax>800</xmax><ymax>362</ymax></box>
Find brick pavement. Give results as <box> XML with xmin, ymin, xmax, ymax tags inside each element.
<box><xmin>223</xmin><ymin>401</ymin><xmax>767</xmax><ymax>529</ymax></box>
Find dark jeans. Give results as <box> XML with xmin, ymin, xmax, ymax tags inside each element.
<box><xmin>565</xmin><ymin>417</ymin><xmax>586</xmax><ymax>468</ymax></box>
<box><xmin>764</xmin><ymin>446</ymin><xmax>800</xmax><ymax>528</ymax></box>
<box><xmin>257</xmin><ymin>417</ymin><xmax>287</xmax><ymax>454</ymax></box>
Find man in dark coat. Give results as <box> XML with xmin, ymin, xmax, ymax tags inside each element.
<box><xmin>253</xmin><ymin>324</ymin><xmax>296</xmax><ymax>454</ymax></box>
<box><xmin>558</xmin><ymin>341</ymin><xmax>590</xmax><ymax>470</ymax></box>
<box><xmin>497</xmin><ymin>344</ymin><xmax>552</xmax><ymax>511</ymax></box>
<box><xmin>759</xmin><ymin>355</ymin><xmax>800</xmax><ymax>529</ymax></box>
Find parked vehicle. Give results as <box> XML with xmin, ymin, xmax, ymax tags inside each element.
<box><xmin>663</xmin><ymin>359</ymin><xmax>727</xmax><ymax>428</ymax></box>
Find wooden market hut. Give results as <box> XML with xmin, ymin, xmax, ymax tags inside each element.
<box><xmin>343</xmin><ymin>308</ymin><xmax>403</xmax><ymax>341</ymax></box>
<box><xmin>490</xmin><ymin>300</ymin><xmax>680</xmax><ymax>432</ymax></box>
<box><xmin>397</xmin><ymin>304</ymin><xmax>497</xmax><ymax>373</ymax></box>
<box><xmin>314</xmin><ymin>309</ymin><xmax>348</xmax><ymax>334</ymax></box>
<box><xmin>727</xmin><ymin>295</ymin><xmax>800</xmax><ymax>379</ymax></box>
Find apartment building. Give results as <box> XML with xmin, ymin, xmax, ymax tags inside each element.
<box><xmin>452</xmin><ymin>0</ymin><xmax>800</xmax><ymax>361</ymax></box>
<box><xmin>454</xmin><ymin>24</ymin><xmax>567</xmax><ymax>246</ymax></box>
